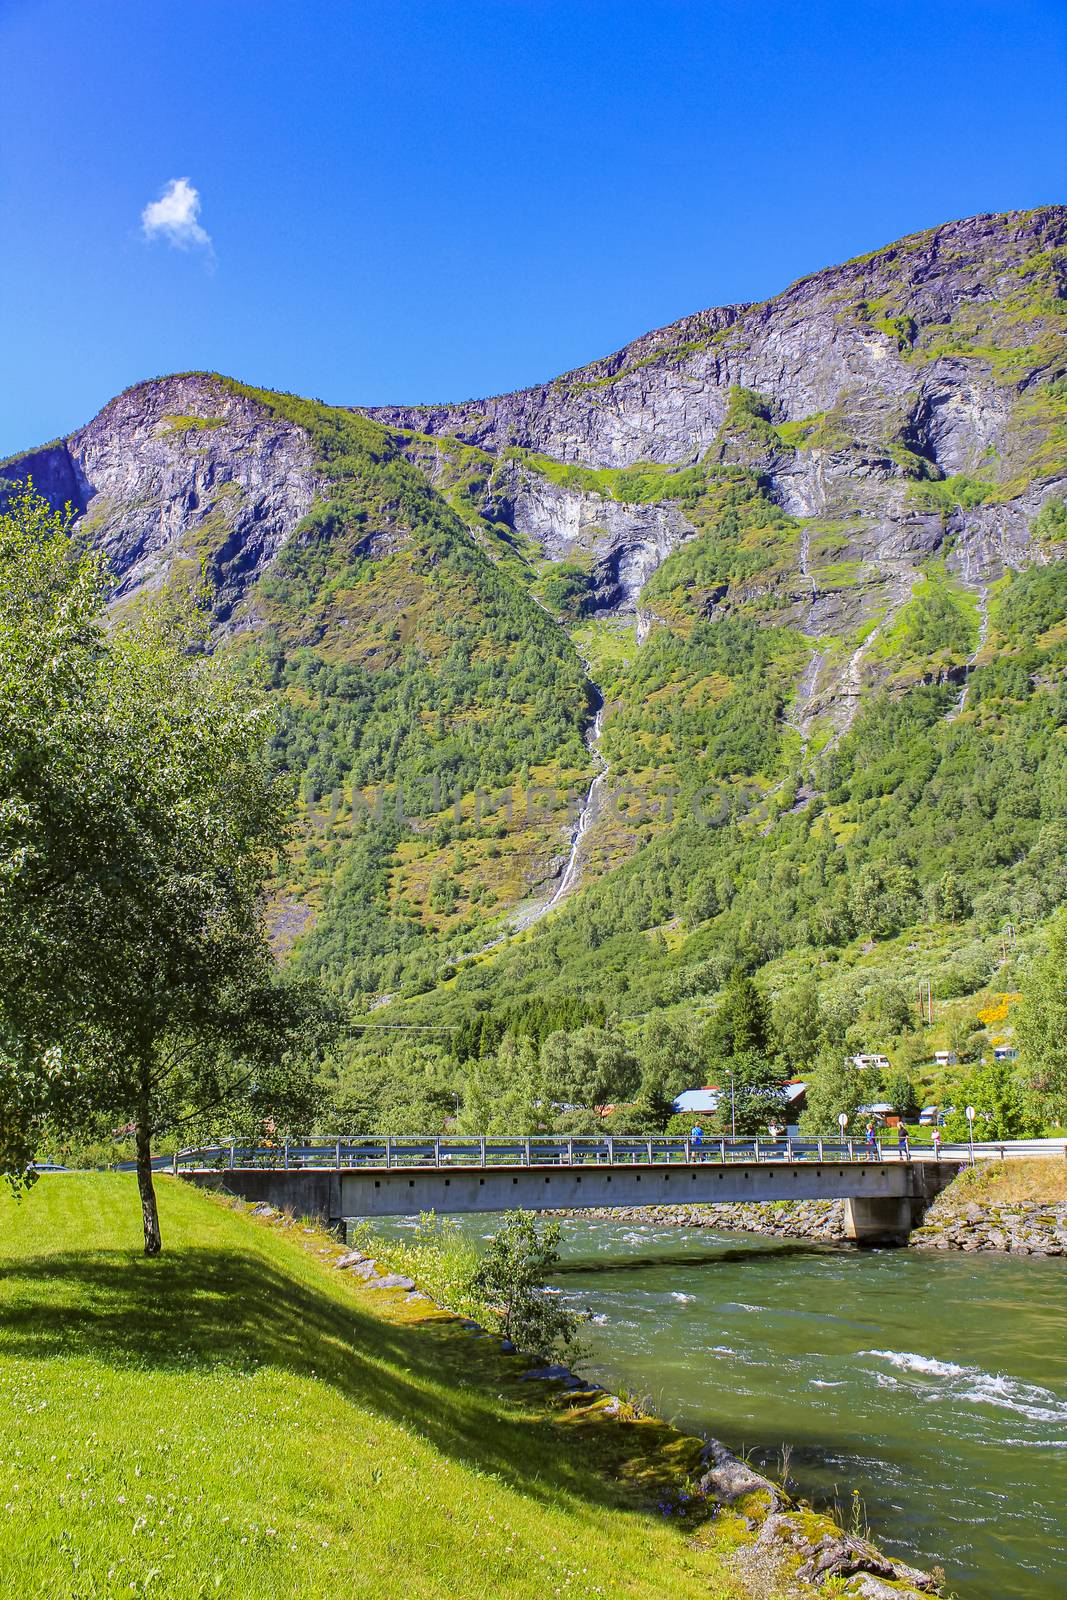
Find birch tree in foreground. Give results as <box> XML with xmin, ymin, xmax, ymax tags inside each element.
<box><xmin>0</xmin><ymin>486</ymin><xmax>338</xmax><ymax>1252</ymax></box>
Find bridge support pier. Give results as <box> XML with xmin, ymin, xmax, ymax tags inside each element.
<box><xmin>844</xmin><ymin>1158</ymin><xmax>958</xmax><ymax>1244</ymax></box>
<box><xmin>843</xmin><ymin>1195</ymin><xmax>918</xmax><ymax>1245</ymax></box>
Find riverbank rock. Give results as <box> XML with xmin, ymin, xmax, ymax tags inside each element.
<box><xmin>699</xmin><ymin>1437</ymin><xmax>782</xmax><ymax>1510</ymax></box>
<box><xmin>796</xmin><ymin>1531</ymin><xmax>937</xmax><ymax>1592</ymax></box>
<box><xmin>520</xmin><ymin>1364</ymin><xmax>586</xmax><ymax>1390</ymax></box>
<box><xmin>334</xmin><ymin>1250</ymin><xmax>367</xmax><ymax>1269</ymax></box>
<box><xmin>911</xmin><ymin>1198</ymin><xmax>1067</xmax><ymax>1255</ymax></box>
<box><xmin>701</xmin><ymin>1439</ymin><xmax>941</xmax><ymax>1598</ymax></box>
<box><xmin>549</xmin><ymin>1199</ymin><xmax>847</xmax><ymax>1241</ymax></box>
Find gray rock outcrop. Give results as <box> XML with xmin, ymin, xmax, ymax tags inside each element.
<box><xmin>2</xmin><ymin>372</ymin><xmax>320</xmax><ymax>623</ymax></box>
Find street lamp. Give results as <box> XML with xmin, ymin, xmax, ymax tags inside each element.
<box><xmin>965</xmin><ymin>1104</ymin><xmax>976</xmax><ymax>1165</ymax></box>
<box><xmin>728</xmin><ymin>1067</ymin><xmax>736</xmax><ymax>1139</ymax></box>
<box><xmin>838</xmin><ymin>1112</ymin><xmax>848</xmax><ymax>1158</ymax></box>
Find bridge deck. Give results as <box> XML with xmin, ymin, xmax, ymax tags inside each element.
<box><xmin>176</xmin><ymin>1136</ymin><xmax>993</xmax><ymax>1238</ymax></box>
<box><xmin>177</xmin><ymin>1133</ymin><xmax>1055</xmax><ymax>1173</ymax></box>
<box><xmin>176</xmin><ymin>1136</ymin><xmax>1060</xmax><ymax>1236</ymax></box>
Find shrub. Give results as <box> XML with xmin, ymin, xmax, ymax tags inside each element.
<box><xmin>471</xmin><ymin>1211</ymin><xmax>587</xmax><ymax>1362</ymax></box>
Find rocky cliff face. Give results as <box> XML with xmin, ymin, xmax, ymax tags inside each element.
<box><xmin>2</xmin><ymin>373</ymin><xmax>320</xmax><ymax>622</ymax></box>
<box><xmin>363</xmin><ymin>209</ymin><xmax>1065</xmax><ymax>728</ymax></box>
<box><xmin>401</xmin><ymin>438</ymin><xmax>697</xmax><ymax>618</ymax></box>
<box><xmin>6</xmin><ymin>209</ymin><xmax>1064</xmax><ymax>679</ymax></box>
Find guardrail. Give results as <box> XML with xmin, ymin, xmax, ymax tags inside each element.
<box><xmin>173</xmin><ymin>1135</ymin><xmax>1067</xmax><ymax>1173</ymax></box>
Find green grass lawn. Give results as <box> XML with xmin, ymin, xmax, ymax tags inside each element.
<box><xmin>0</xmin><ymin>1176</ymin><xmax>751</xmax><ymax>1600</ymax></box>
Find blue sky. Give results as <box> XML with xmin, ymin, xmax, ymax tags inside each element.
<box><xmin>2</xmin><ymin>0</ymin><xmax>1065</xmax><ymax>455</ymax></box>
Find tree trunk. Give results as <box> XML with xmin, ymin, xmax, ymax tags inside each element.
<box><xmin>136</xmin><ymin>1115</ymin><xmax>162</xmax><ymax>1256</ymax></box>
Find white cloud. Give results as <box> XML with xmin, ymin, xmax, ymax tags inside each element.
<box><xmin>141</xmin><ymin>178</ymin><xmax>212</xmax><ymax>251</ymax></box>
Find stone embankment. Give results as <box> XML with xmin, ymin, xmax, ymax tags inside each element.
<box><xmin>560</xmin><ymin>1200</ymin><xmax>848</xmax><ymax>1241</ymax></box>
<box><xmin>910</xmin><ymin>1197</ymin><xmax>1067</xmax><ymax>1254</ymax></box>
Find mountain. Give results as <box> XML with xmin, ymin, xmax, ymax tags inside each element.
<box><xmin>4</xmin><ymin>206</ymin><xmax>1067</xmax><ymax>1057</ymax></box>
<box><xmin>370</xmin><ymin>205</ymin><xmax>1065</xmax><ymax>721</ymax></box>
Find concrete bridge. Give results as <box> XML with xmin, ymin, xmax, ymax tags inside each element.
<box><xmin>177</xmin><ymin>1135</ymin><xmax>968</xmax><ymax>1244</ymax></box>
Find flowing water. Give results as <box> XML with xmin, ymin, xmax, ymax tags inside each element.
<box><xmin>374</xmin><ymin>1213</ymin><xmax>1067</xmax><ymax>1600</ymax></box>
<box><xmin>545</xmin><ymin>698</ymin><xmax>607</xmax><ymax>909</ymax></box>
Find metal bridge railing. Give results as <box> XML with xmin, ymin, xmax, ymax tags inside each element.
<box><xmin>173</xmin><ymin>1134</ymin><xmax>1067</xmax><ymax>1174</ymax></box>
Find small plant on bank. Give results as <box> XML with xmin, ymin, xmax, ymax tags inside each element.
<box><xmin>347</xmin><ymin>1211</ymin><xmax>485</xmax><ymax>1321</ymax></box>
<box><xmin>827</xmin><ymin>1484</ymin><xmax>872</xmax><ymax>1542</ymax></box>
<box><xmin>617</xmin><ymin>1387</ymin><xmax>656</xmax><ymax>1419</ymax></box>
<box><xmin>849</xmin><ymin>1488</ymin><xmax>869</xmax><ymax>1540</ymax></box>
<box><xmin>471</xmin><ymin>1210</ymin><xmax>588</xmax><ymax>1363</ymax></box>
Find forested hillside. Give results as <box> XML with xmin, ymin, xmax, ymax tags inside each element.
<box><xmin>4</xmin><ymin>205</ymin><xmax>1066</xmax><ymax>1134</ymax></box>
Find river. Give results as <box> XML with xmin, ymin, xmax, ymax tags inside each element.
<box><xmin>374</xmin><ymin>1212</ymin><xmax>1067</xmax><ymax>1600</ymax></box>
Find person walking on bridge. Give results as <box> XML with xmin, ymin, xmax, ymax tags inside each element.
<box><xmin>690</xmin><ymin>1124</ymin><xmax>704</xmax><ymax>1161</ymax></box>
<box><xmin>897</xmin><ymin>1121</ymin><xmax>910</xmax><ymax>1161</ymax></box>
<box><xmin>864</xmin><ymin>1121</ymin><xmax>878</xmax><ymax>1161</ymax></box>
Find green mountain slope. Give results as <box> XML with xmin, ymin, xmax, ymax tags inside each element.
<box><xmin>224</xmin><ymin>385</ymin><xmax>598</xmax><ymax>992</ymax></box>
<box><xmin>3</xmin><ymin>207</ymin><xmax>1067</xmax><ymax>1117</ymax></box>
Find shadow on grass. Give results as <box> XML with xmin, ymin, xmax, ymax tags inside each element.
<box><xmin>0</xmin><ymin>1243</ymin><xmax>685</xmax><ymax>1517</ymax></box>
